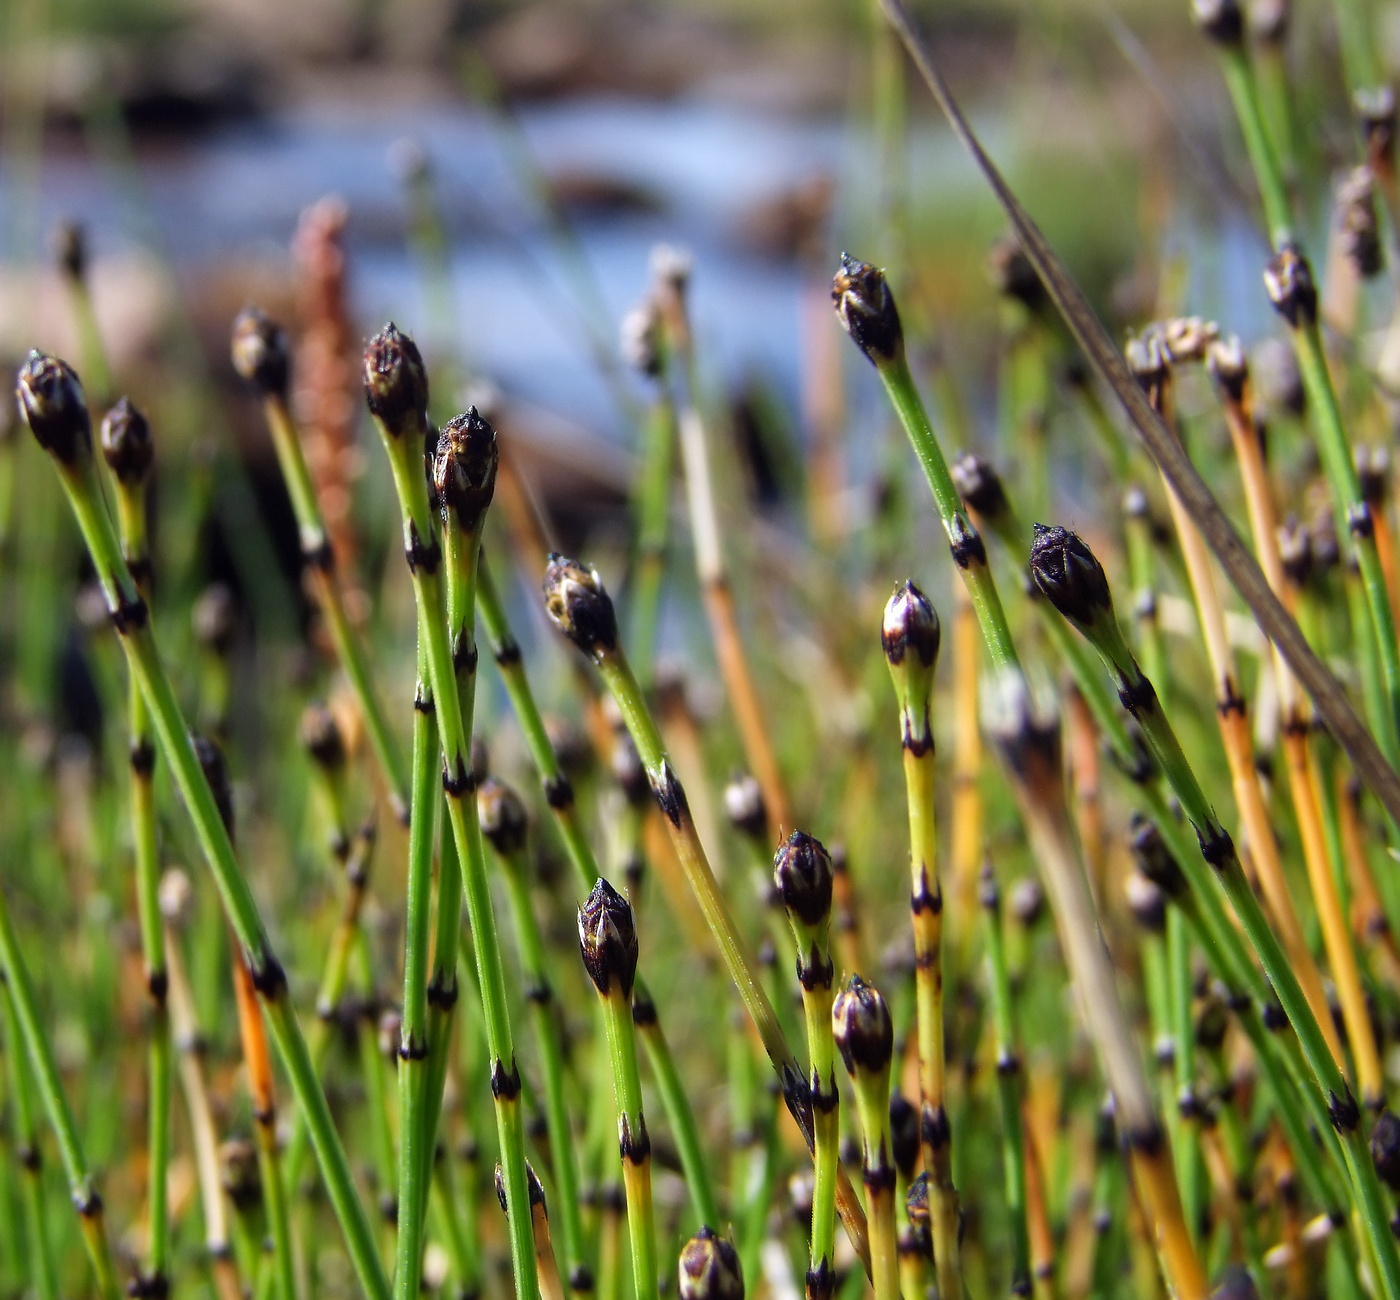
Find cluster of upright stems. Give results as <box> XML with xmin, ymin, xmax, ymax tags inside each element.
<box><xmin>14</xmin><ymin>3</ymin><xmax>1400</xmax><ymax>1299</ymax></box>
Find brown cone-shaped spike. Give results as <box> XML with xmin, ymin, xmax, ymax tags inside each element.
<box><xmin>723</xmin><ymin>772</ymin><xmax>767</xmax><ymax>840</ymax></box>
<box><xmin>231</xmin><ymin>308</ymin><xmax>290</xmax><ymax>397</ymax></box>
<box><xmin>478</xmin><ymin>778</ymin><xmax>529</xmax><ymax>857</ymax></box>
<box><xmin>881</xmin><ymin>580</ymin><xmax>940</xmax><ymax>668</ymax></box>
<box><xmin>543</xmin><ymin>555</ymin><xmax>618</xmax><ymax>657</ymax></box>
<box><xmin>363</xmin><ymin>323</ymin><xmax>428</xmax><ymax>431</ymax></box>
<box><xmin>773</xmin><ymin>831</ymin><xmax>834</xmax><ymax>929</ymax></box>
<box><xmin>1263</xmin><ymin>246</ymin><xmax>1319</xmax><ymax>328</ymax></box>
<box><xmin>578</xmin><ymin>878</ymin><xmax>640</xmax><ymax>997</ymax></box>
<box><xmin>951</xmin><ymin>452</ymin><xmax>1009</xmax><ymax>525</ymax></box>
<box><xmin>678</xmin><ymin>1227</ymin><xmax>743</xmax><ymax>1300</ymax></box>
<box><xmin>832</xmin><ymin>974</ymin><xmax>893</xmax><ymax>1076</ymax></box>
<box><xmin>16</xmin><ymin>352</ymin><xmax>91</xmax><ymax>464</ymax></box>
<box><xmin>299</xmin><ymin>703</ymin><xmax>345</xmax><ymax>771</ymax></box>
<box><xmin>99</xmin><ymin>397</ymin><xmax>154</xmax><ymax>485</ymax></box>
<box><xmin>832</xmin><ymin>254</ymin><xmax>903</xmax><ymax>365</ymax></box>
<box><xmin>433</xmin><ymin>406</ymin><xmax>498</xmax><ymax>529</ymax></box>
<box><xmin>1028</xmin><ymin>524</ymin><xmax>1114</xmax><ymax>628</ymax></box>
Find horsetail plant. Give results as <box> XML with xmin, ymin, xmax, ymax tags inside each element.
<box><xmin>1028</xmin><ymin>522</ymin><xmax>1400</xmax><ymax>1293</ymax></box>
<box><xmin>479</xmin><ymin>776</ymin><xmax>592</xmax><ymax>1297</ymax></box>
<box><xmin>98</xmin><ymin>394</ymin><xmax>172</xmax><ymax>1299</ymax></box>
<box><xmin>361</xmin><ymin>324</ymin><xmax>537</xmax><ymax>1300</ymax></box>
<box><xmin>579</xmin><ymin>878</ymin><xmax>658</xmax><ymax>1300</ymax></box>
<box><xmin>773</xmin><ymin>830</ymin><xmax>839</xmax><ymax>1300</ymax></box>
<box><xmin>231</xmin><ymin>308</ymin><xmax>410</xmax><ymax>821</ymax></box>
<box><xmin>880</xmin><ymin>578</ymin><xmax>962</xmax><ymax>1300</ymax></box>
<box><xmin>17</xmin><ymin>349</ymin><xmax>391</xmax><ymax>1300</ymax></box>
<box><xmin>678</xmin><ymin>1227</ymin><xmax>744</xmax><ymax>1300</ymax></box>
<box><xmin>540</xmin><ymin>552</ymin><xmax>873</xmax><ymax>1272</ymax></box>
<box><xmin>832</xmin><ymin>976</ymin><xmax>899</xmax><ymax>1300</ymax></box>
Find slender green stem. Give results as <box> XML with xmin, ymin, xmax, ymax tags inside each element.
<box><xmin>368</xmin><ymin>363</ymin><xmax>538</xmax><ymax>1300</ymax></box>
<box><xmin>627</xmin><ymin>387</ymin><xmax>676</xmax><ymax>680</ymax></box>
<box><xmin>980</xmin><ymin>867</ymin><xmax>1031</xmax><ymax>1299</ymax></box>
<box><xmin>476</xmin><ymin>553</ymin><xmax>597</xmax><ymax>895</ymax></box>
<box><xmin>632</xmin><ymin>979</ymin><xmax>719</xmax><ymax>1233</ymax></box>
<box><xmin>0</xmin><ymin>972</ymin><xmax>57</xmax><ymax>1300</ymax></box>
<box><xmin>487</xmin><ymin>806</ymin><xmax>591</xmax><ymax>1293</ymax></box>
<box><xmin>1216</xmin><ymin>43</ymin><xmax>1294</xmax><ymax>246</ymax></box>
<box><xmin>1050</xmin><ymin>564</ymin><xmax>1400</xmax><ymax>1293</ymax></box>
<box><xmin>396</xmin><ymin>638</ymin><xmax>438</xmax><ymax>1298</ymax></box>
<box><xmin>876</xmin><ymin>351</ymin><xmax>1021</xmax><ymax>677</ymax></box>
<box><xmin>0</xmin><ymin>890</ymin><xmax>120</xmax><ymax>1300</ymax></box>
<box><xmin>33</xmin><ymin>405</ymin><xmax>390</xmax><ymax>1300</ymax></box>
<box><xmin>261</xmin><ymin>392</ymin><xmax>409</xmax><ymax>819</ymax></box>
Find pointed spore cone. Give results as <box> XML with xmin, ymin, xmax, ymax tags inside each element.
<box><xmin>1191</xmin><ymin>0</ymin><xmax>1243</xmax><ymax>45</ymax></box>
<box><xmin>16</xmin><ymin>352</ymin><xmax>90</xmax><ymax>464</ymax></box>
<box><xmin>881</xmin><ymin>581</ymin><xmax>940</xmax><ymax>669</ymax></box>
<box><xmin>299</xmin><ymin>704</ymin><xmax>346</xmax><ymax>772</ymax></box>
<box><xmin>478</xmin><ymin>778</ymin><xmax>529</xmax><ymax>857</ymax></box>
<box><xmin>951</xmin><ymin>452</ymin><xmax>1009</xmax><ymax>526</ymax></box>
<box><xmin>432</xmin><ymin>406</ymin><xmax>499</xmax><ymax>529</ymax></box>
<box><xmin>230</xmin><ymin>308</ymin><xmax>290</xmax><ymax>398</ymax></box>
<box><xmin>832</xmin><ymin>975</ymin><xmax>894</xmax><ymax>1077</ymax></box>
<box><xmin>832</xmin><ymin>254</ymin><xmax>903</xmax><ymax>366</ymax></box>
<box><xmin>723</xmin><ymin>773</ymin><xmax>767</xmax><ymax>841</ymax></box>
<box><xmin>1263</xmin><ymin>247</ymin><xmax>1319</xmax><ymax>329</ymax></box>
<box><xmin>773</xmin><ymin>831</ymin><xmax>834</xmax><ymax>931</ymax></box>
<box><xmin>99</xmin><ymin>398</ymin><xmax>154</xmax><ymax>485</ymax></box>
<box><xmin>1028</xmin><ymin>525</ymin><xmax>1114</xmax><ymax>630</ymax></box>
<box><xmin>578</xmin><ymin>878</ymin><xmax>640</xmax><ymax>998</ymax></box>
<box><xmin>362</xmin><ymin>323</ymin><xmax>428</xmax><ymax>432</ymax></box>
<box><xmin>678</xmin><ymin>1228</ymin><xmax>743</xmax><ymax>1300</ymax></box>
<box><xmin>543</xmin><ymin>555</ymin><xmax>618</xmax><ymax>658</ymax></box>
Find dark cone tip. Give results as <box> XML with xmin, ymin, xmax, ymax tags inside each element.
<box><xmin>363</xmin><ymin>323</ymin><xmax>429</xmax><ymax>431</ymax></box>
<box><xmin>1125</xmin><ymin>872</ymin><xmax>1166</xmax><ymax>933</ymax></box>
<box><xmin>543</xmin><ymin>555</ymin><xmax>618</xmax><ymax>656</ymax></box>
<box><xmin>478</xmin><ymin>778</ymin><xmax>529</xmax><ymax>857</ymax></box>
<box><xmin>299</xmin><ymin>704</ymin><xmax>345</xmax><ymax>771</ymax></box>
<box><xmin>52</xmin><ymin>220</ymin><xmax>87</xmax><ymax>281</ymax></box>
<box><xmin>1008</xmin><ymin>876</ymin><xmax>1045</xmax><ymax>928</ymax></box>
<box><xmin>433</xmin><ymin>406</ymin><xmax>499</xmax><ymax>526</ymax></box>
<box><xmin>1371</xmin><ymin>1110</ymin><xmax>1400</xmax><ymax>1191</ymax></box>
<box><xmin>1263</xmin><ymin>246</ymin><xmax>1318</xmax><ymax>329</ymax></box>
<box><xmin>678</xmin><ymin>1228</ymin><xmax>744</xmax><ymax>1300</ymax></box>
<box><xmin>1206</xmin><ymin>336</ymin><xmax>1248</xmax><ymax>401</ymax></box>
<box><xmin>1192</xmin><ymin>0</ymin><xmax>1244</xmax><ymax>44</ymax></box>
<box><xmin>832</xmin><ymin>973</ymin><xmax>894</xmax><ymax>1076</ymax></box>
<box><xmin>230</xmin><ymin>308</ymin><xmax>290</xmax><ymax>396</ymax></box>
<box><xmin>950</xmin><ymin>452</ymin><xmax>1009</xmax><ymax>524</ymax></box>
<box><xmin>578</xmin><ymin>877</ymin><xmax>639</xmax><ymax>997</ymax></box>
<box><xmin>1028</xmin><ymin>524</ymin><xmax>1114</xmax><ymax>628</ymax></box>
<box><xmin>832</xmin><ymin>253</ymin><xmax>903</xmax><ymax>365</ymax></box>
<box><xmin>881</xmin><ymin>580</ymin><xmax>940</xmax><ymax>668</ymax></box>
<box><xmin>100</xmin><ymin>397</ymin><xmax>155</xmax><ymax>485</ymax></box>
<box><xmin>16</xmin><ymin>351</ymin><xmax>91</xmax><ymax>463</ymax></box>
<box><xmin>723</xmin><ymin>772</ymin><xmax>767</xmax><ymax>840</ymax></box>
<box><xmin>987</xmin><ymin>233</ymin><xmax>1044</xmax><ymax>310</ymax></box>
<box><xmin>773</xmin><ymin>830</ymin><xmax>834</xmax><ymax>929</ymax></box>
<box><xmin>1195</xmin><ymin>996</ymin><xmax>1229</xmax><ymax>1053</ymax></box>
<box><xmin>1210</xmin><ymin>1266</ymin><xmax>1258</xmax><ymax>1300</ymax></box>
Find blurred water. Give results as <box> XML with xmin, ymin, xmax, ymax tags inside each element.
<box><xmin>23</xmin><ymin>96</ymin><xmax>874</xmax><ymax>438</ymax></box>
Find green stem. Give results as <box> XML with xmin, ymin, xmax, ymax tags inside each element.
<box><xmin>632</xmin><ymin>978</ymin><xmax>720</xmax><ymax>1231</ymax></box>
<box><xmin>876</xmin><ymin>351</ymin><xmax>1022</xmax><ymax>677</ymax></box>
<box><xmin>599</xmin><ymin>985</ymin><xmax>658</xmax><ymax>1300</ymax></box>
<box><xmin>43</xmin><ymin>447</ymin><xmax>390</xmax><ymax>1300</ymax></box>
<box><xmin>627</xmin><ymin>390</ymin><xmax>677</xmax><ymax>680</ymax></box>
<box><xmin>494</xmin><ymin>831</ymin><xmax>591</xmax><ymax>1291</ymax></box>
<box><xmin>980</xmin><ymin>868</ymin><xmax>1030</xmax><ymax>1299</ymax></box>
<box><xmin>0</xmin><ymin>890</ymin><xmax>121</xmax><ymax>1300</ymax></box>
<box><xmin>371</xmin><ymin>402</ymin><xmax>539</xmax><ymax>1300</ymax></box>
<box><xmin>1217</xmin><ymin>43</ymin><xmax>1294</xmax><ymax>247</ymax></box>
<box><xmin>0</xmin><ymin>971</ymin><xmax>57</xmax><ymax>1300</ymax></box>
<box><xmin>263</xmin><ymin>395</ymin><xmax>410</xmax><ymax>819</ymax></box>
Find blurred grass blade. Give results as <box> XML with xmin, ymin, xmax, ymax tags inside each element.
<box><xmin>877</xmin><ymin>0</ymin><xmax>1400</xmax><ymax>828</ymax></box>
